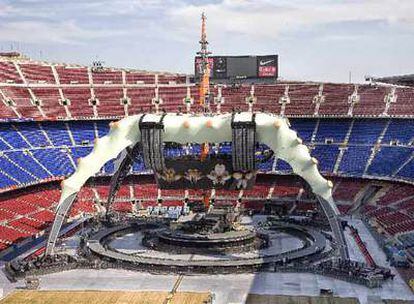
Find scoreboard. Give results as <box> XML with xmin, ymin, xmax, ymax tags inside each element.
<box><xmin>195</xmin><ymin>55</ymin><xmax>278</xmax><ymax>80</ymax></box>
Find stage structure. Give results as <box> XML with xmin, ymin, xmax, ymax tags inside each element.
<box><xmin>45</xmin><ymin>112</ymin><xmax>348</xmax><ymax>259</ymax></box>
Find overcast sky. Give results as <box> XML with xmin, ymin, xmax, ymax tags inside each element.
<box><xmin>0</xmin><ymin>0</ymin><xmax>413</xmax><ymax>83</ymax></box>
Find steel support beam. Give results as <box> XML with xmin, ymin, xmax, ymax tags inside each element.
<box><xmin>45</xmin><ymin>192</ymin><xmax>77</xmax><ymax>255</ymax></box>
<box><xmin>317</xmin><ymin>196</ymin><xmax>349</xmax><ymax>260</ymax></box>
<box><xmin>231</xmin><ymin>112</ymin><xmax>256</xmax><ymax>172</ymax></box>
<box><xmin>105</xmin><ymin>144</ymin><xmax>141</xmax><ymax>214</ymax></box>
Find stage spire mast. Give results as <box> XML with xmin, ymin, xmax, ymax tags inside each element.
<box><xmin>197</xmin><ymin>12</ymin><xmax>211</xmax><ymax>106</ymax></box>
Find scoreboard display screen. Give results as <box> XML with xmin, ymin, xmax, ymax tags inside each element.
<box><xmin>227</xmin><ymin>57</ymin><xmax>257</xmax><ymax>78</ymax></box>
<box><xmin>195</xmin><ymin>55</ymin><xmax>278</xmax><ymax>80</ymax></box>
<box><xmin>257</xmin><ymin>55</ymin><xmax>278</xmax><ymax>77</ymax></box>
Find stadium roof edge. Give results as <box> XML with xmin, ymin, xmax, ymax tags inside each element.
<box><xmin>367</xmin><ymin>73</ymin><xmax>414</xmax><ymax>87</ymax></box>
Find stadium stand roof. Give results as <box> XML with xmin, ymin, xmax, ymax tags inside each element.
<box><xmin>369</xmin><ymin>74</ymin><xmax>414</xmax><ymax>87</ymax></box>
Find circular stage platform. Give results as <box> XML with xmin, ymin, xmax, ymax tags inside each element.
<box><xmin>86</xmin><ymin>221</ymin><xmax>327</xmax><ymax>274</ymax></box>
<box><xmin>143</xmin><ymin>228</ymin><xmax>262</xmax><ymax>254</ymax></box>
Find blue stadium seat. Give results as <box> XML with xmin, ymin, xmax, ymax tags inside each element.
<box><xmin>289</xmin><ymin>119</ymin><xmax>316</xmax><ymax>143</ymax></box>
<box><xmin>103</xmin><ymin>159</ymin><xmax>115</xmax><ymax>174</ymax></box>
<box><xmin>219</xmin><ymin>142</ymin><xmax>232</xmax><ymax>155</ymax></box>
<box><xmin>0</xmin><ymin>124</ymin><xmax>30</xmax><ymax>149</ymax></box>
<box><xmin>338</xmin><ymin>145</ymin><xmax>372</xmax><ymax>175</ymax></box>
<box><xmin>6</xmin><ymin>151</ymin><xmax>50</xmax><ymax>180</ymax></box>
<box><xmin>42</xmin><ymin>122</ymin><xmax>72</xmax><ymax>146</ymax></box>
<box><xmin>397</xmin><ymin>158</ymin><xmax>414</xmax><ymax>180</ymax></box>
<box><xmin>275</xmin><ymin>158</ymin><xmax>292</xmax><ymax>172</ymax></box>
<box><xmin>382</xmin><ymin>119</ymin><xmax>414</xmax><ymax>145</ymax></box>
<box><xmin>15</xmin><ymin>123</ymin><xmax>49</xmax><ymax>147</ymax></box>
<box><xmin>132</xmin><ymin>154</ymin><xmax>146</xmax><ymax>172</ymax></box>
<box><xmin>367</xmin><ymin>146</ymin><xmax>413</xmax><ymax>176</ymax></box>
<box><xmin>69</xmin><ymin>121</ymin><xmax>96</xmax><ymax>145</ymax></box>
<box><xmin>315</xmin><ymin>119</ymin><xmax>350</xmax><ymax>143</ymax></box>
<box><xmin>257</xmin><ymin>156</ymin><xmax>274</xmax><ymax>172</ymax></box>
<box><xmin>0</xmin><ymin>156</ymin><xmax>36</xmax><ymax>183</ymax></box>
<box><xmin>0</xmin><ymin>171</ymin><xmax>17</xmax><ymax>188</ymax></box>
<box><xmin>95</xmin><ymin>120</ymin><xmax>111</xmax><ymax>137</ymax></box>
<box><xmin>0</xmin><ymin>138</ymin><xmax>10</xmax><ymax>151</ymax></box>
<box><xmin>32</xmin><ymin>148</ymin><xmax>75</xmax><ymax>176</ymax></box>
<box><xmin>70</xmin><ymin>146</ymin><xmax>94</xmax><ymax>162</ymax></box>
<box><xmin>348</xmin><ymin>119</ymin><xmax>386</xmax><ymax>144</ymax></box>
<box><xmin>164</xmin><ymin>146</ymin><xmax>185</xmax><ymax>158</ymax></box>
<box><xmin>311</xmin><ymin>144</ymin><xmax>340</xmax><ymax>172</ymax></box>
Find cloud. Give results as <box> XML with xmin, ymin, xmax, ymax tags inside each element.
<box><xmin>2</xmin><ymin>0</ymin><xmax>413</xmax><ymax>45</ymax></box>
<box><xmin>0</xmin><ymin>3</ymin><xmax>14</xmax><ymax>16</ymax></box>
<box><xmin>0</xmin><ymin>20</ymin><xmax>126</xmax><ymax>44</ymax></box>
<box><xmin>0</xmin><ymin>0</ymin><xmax>172</xmax><ymax>44</ymax></box>
<box><xmin>167</xmin><ymin>0</ymin><xmax>414</xmax><ymax>40</ymax></box>
<box><xmin>0</xmin><ymin>0</ymin><xmax>168</xmax><ymax>19</ymax></box>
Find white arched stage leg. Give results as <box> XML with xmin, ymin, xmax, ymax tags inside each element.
<box><xmin>45</xmin><ymin>115</ymin><xmax>141</xmax><ymax>255</ymax></box>
<box><xmin>45</xmin><ymin>113</ymin><xmax>348</xmax><ymax>259</ymax></box>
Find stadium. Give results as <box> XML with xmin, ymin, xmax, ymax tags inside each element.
<box><xmin>0</xmin><ymin>9</ymin><xmax>414</xmax><ymax>304</ymax></box>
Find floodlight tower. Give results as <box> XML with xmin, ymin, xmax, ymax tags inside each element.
<box><xmin>197</xmin><ymin>12</ymin><xmax>211</xmax><ymax>106</ymax></box>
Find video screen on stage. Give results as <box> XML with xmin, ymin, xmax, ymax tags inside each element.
<box><xmin>194</xmin><ymin>55</ymin><xmax>278</xmax><ymax>80</ymax></box>
<box><xmin>155</xmin><ymin>157</ymin><xmax>256</xmax><ymax>190</ymax></box>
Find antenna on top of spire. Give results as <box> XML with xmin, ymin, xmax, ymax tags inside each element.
<box><xmin>198</xmin><ymin>12</ymin><xmax>211</xmax><ymax>57</ymax></box>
